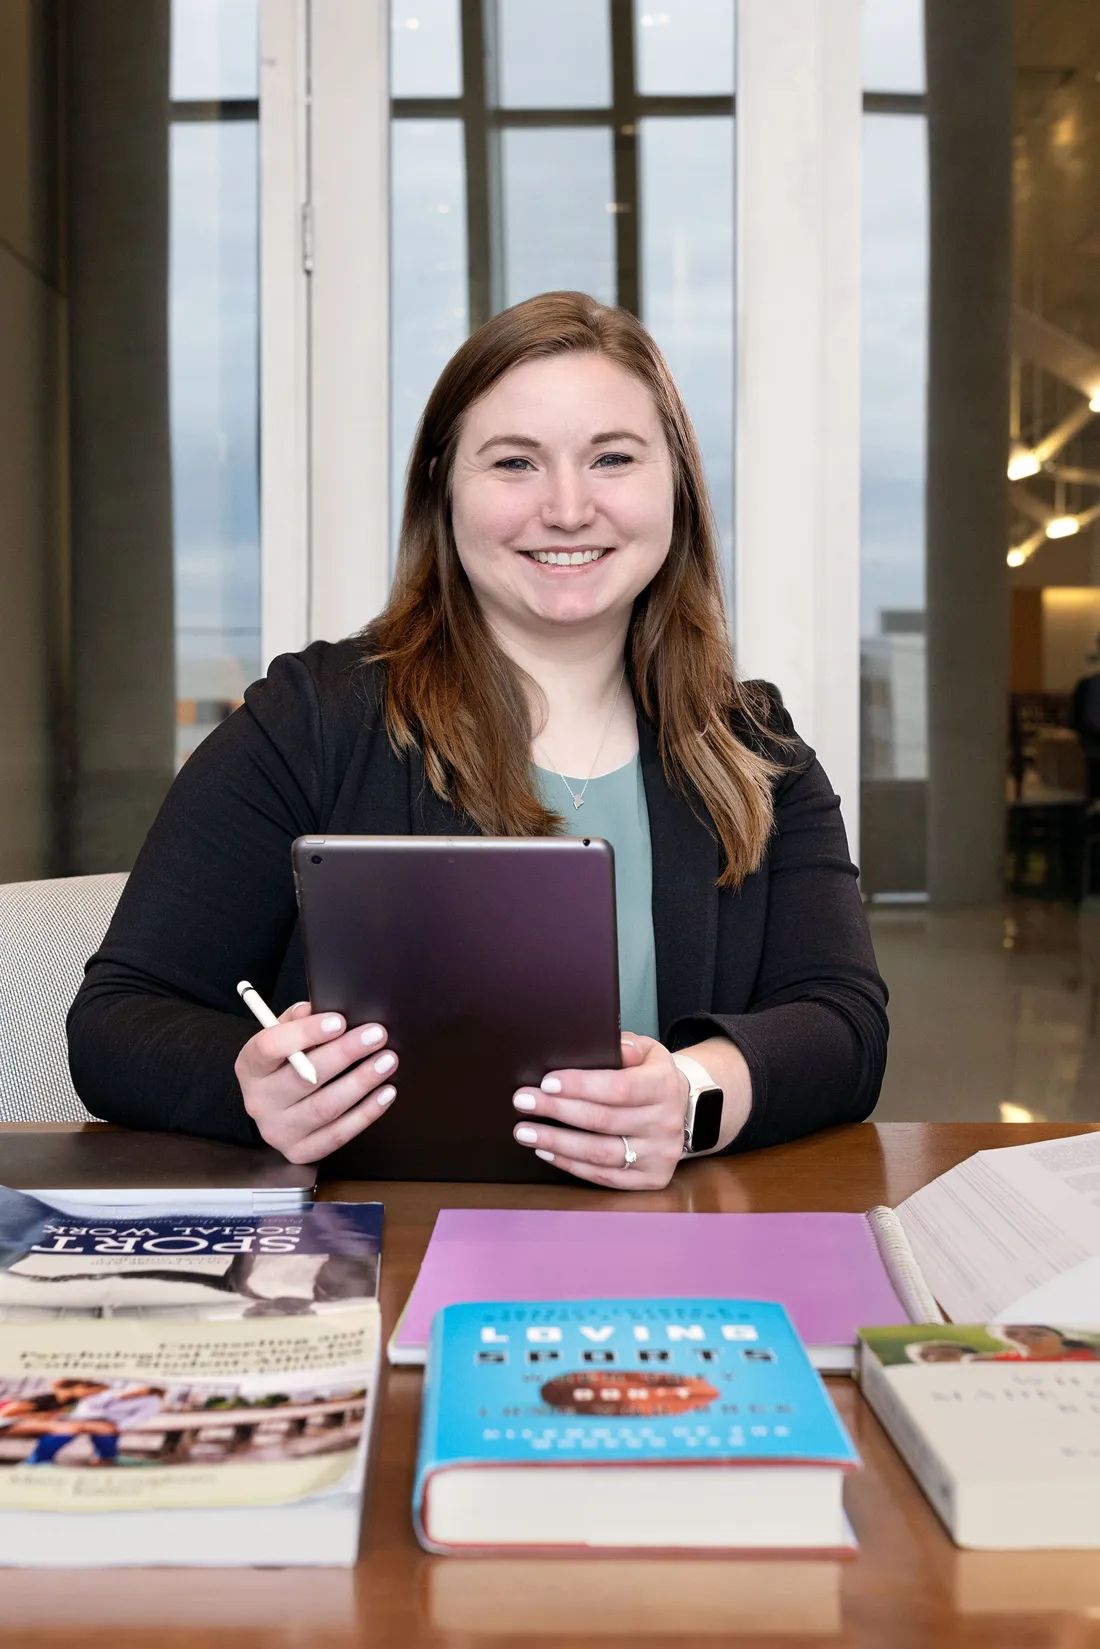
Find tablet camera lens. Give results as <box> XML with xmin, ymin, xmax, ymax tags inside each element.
<box><xmin>310</xmin><ymin>854</ymin><xmax>322</xmax><ymax>864</ymax></box>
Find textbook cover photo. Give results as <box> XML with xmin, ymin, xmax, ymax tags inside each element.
<box><xmin>0</xmin><ymin>1187</ymin><xmax>383</xmax><ymax>1320</ymax></box>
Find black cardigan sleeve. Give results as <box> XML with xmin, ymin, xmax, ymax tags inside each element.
<box><xmin>66</xmin><ymin>648</ymin><xmax>338</xmax><ymax>1146</ymax></box>
<box><xmin>671</xmin><ymin>699</ymin><xmax>889</xmax><ymax>1152</ymax></box>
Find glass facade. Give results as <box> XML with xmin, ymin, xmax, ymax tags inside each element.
<box><xmin>390</xmin><ymin>0</ymin><xmax>462</xmax><ymax>99</ymax></box>
<box><xmin>859</xmin><ymin>0</ymin><xmax>929</xmax><ymax>889</ymax></box>
<box><xmin>169</xmin><ymin>0</ymin><xmax>261</xmax><ymax>765</ymax></box>
<box><xmin>501</xmin><ymin>127</ymin><xmax>617</xmax><ymax>307</ymax></box>
<box><xmin>388</xmin><ymin>0</ymin><xmax>735</xmax><ymax>583</ymax></box>
<box><xmin>635</xmin><ymin>1</ymin><xmax>735</xmax><ymax>98</ymax></box>
<box><xmin>861</xmin><ymin>0</ymin><xmax>924</xmax><ymax>95</ymax></box>
<box><xmin>860</xmin><ymin>112</ymin><xmax>928</xmax><ymax>783</ymax></box>
<box><xmin>496</xmin><ymin>0</ymin><xmax>612</xmax><ymax>108</ymax></box>
<box><xmin>390</xmin><ymin>119</ymin><xmax>469</xmax><ymax>538</ymax></box>
<box><xmin>639</xmin><ymin>114</ymin><xmax>734</xmax><ymax>570</ymax></box>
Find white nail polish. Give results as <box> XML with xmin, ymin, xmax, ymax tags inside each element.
<box><xmin>361</xmin><ymin>1024</ymin><xmax>385</xmax><ymax>1047</ymax></box>
<box><xmin>374</xmin><ymin>1051</ymin><xmax>397</xmax><ymax>1076</ymax></box>
<box><xmin>535</xmin><ymin>1149</ymin><xmax>555</xmax><ymax>1162</ymax></box>
<box><xmin>321</xmin><ymin>1015</ymin><xmax>343</xmax><ymax>1034</ymax></box>
<box><xmin>514</xmin><ymin>1125</ymin><xmax>538</xmax><ymax>1145</ymax></box>
<box><xmin>513</xmin><ymin>1092</ymin><xmax>537</xmax><ymax>1111</ymax></box>
<box><xmin>541</xmin><ymin>1077</ymin><xmax>562</xmax><ymax>1094</ymax></box>
<box><xmin>375</xmin><ymin>1084</ymin><xmax>396</xmax><ymax>1107</ymax></box>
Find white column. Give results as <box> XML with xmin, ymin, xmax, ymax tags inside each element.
<box><xmin>734</xmin><ymin>0</ymin><xmax>862</xmax><ymax>849</ymax></box>
<box><xmin>259</xmin><ymin>0</ymin><xmax>310</xmax><ymax>667</ymax></box>
<box><xmin>308</xmin><ymin>0</ymin><xmax>391</xmax><ymax>641</ymax></box>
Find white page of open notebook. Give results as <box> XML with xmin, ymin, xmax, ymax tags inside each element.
<box><xmin>894</xmin><ymin>1134</ymin><xmax>1100</xmax><ymax>1322</ymax></box>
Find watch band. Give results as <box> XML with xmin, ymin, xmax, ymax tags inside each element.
<box><xmin>672</xmin><ymin>1052</ymin><xmax>718</xmax><ymax>1095</ymax></box>
<box><xmin>672</xmin><ymin>1052</ymin><xmax>724</xmax><ymax>1156</ymax></box>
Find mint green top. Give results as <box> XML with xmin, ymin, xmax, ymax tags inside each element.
<box><xmin>534</xmin><ymin>755</ymin><xmax>660</xmax><ymax>1040</ymax></box>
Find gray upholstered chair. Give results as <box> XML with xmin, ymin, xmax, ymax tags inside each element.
<box><xmin>0</xmin><ymin>872</ymin><xmax>128</xmax><ymax>1122</ymax></box>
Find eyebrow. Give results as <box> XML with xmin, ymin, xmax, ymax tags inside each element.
<box><xmin>475</xmin><ymin>429</ymin><xmax>650</xmax><ymax>456</ymax></box>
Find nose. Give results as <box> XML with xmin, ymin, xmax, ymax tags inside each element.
<box><xmin>540</xmin><ymin>463</ymin><xmax>596</xmax><ymax>533</ymax></box>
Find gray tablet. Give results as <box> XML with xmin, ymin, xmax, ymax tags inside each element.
<box><xmin>292</xmin><ymin>835</ymin><xmax>621</xmax><ymax>1183</ymax></box>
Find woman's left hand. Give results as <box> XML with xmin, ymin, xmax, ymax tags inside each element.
<box><xmin>511</xmin><ymin>1035</ymin><xmax>688</xmax><ymax>1190</ymax></box>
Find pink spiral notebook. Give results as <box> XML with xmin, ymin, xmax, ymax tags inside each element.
<box><xmin>388</xmin><ymin>1208</ymin><xmax>939</xmax><ymax>1373</ymax></box>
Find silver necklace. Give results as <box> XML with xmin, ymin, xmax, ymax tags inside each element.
<box><xmin>539</xmin><ymin>666</ymin><xmax>627</xmax><ymax>811</ymax></box>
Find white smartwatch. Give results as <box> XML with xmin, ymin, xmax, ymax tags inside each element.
<box><xmin>672</xmin><ymin>1052</ymin><xmax>725</xmax><ymax>1156</ymax></box>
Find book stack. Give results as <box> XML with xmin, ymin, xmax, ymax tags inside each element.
<box><xmin>0</xmin><ymin>1185</ymin><xmax>383</xmax><ymax>1566</ymax></box>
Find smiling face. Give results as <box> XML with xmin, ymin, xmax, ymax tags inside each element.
<box><xmin>1000</xmin><ymin>1325</ymin><xmax>1069</xmax><ymax>1358</ymax></box>
<box><xmin>448</xmin><ymin>352</ymin><xmax>676</xmax><ymax>643</ymax></box>
<box><xmin>905</xmin><ymin>1341</ymin><xmax>973</xmax><ymax>1364</ymax></box>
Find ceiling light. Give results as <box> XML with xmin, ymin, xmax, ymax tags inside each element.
<box><xmin>1006</xmin><ymin>548</ymin><xmax>1027</xmax><ymax>567</ymax></box>
<box><xmin>1046</xmin><ymin>515</ymin><xmax>1080</xmax><ymax>538</ymax></box>
<box><xmin>1091</xmin><ymin>393</ymin><xmax>1100</xmax><ymax>412</ymax></box>
<box><xmin>1007</xmin><ymin>449</ymin><xmax>1041</xmax><ymax>480</ymax></box>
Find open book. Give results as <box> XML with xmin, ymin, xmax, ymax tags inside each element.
<box><xmin>887</xmin><ymin>1130</ymin><xmax>1100</xmax><ymax>1325</ymax></box>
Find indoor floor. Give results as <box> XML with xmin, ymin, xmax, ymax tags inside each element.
<box><xmin>868</xmin><ymin>899</ymin><xmax>1100</xmax><ymax>1124</ymax></box>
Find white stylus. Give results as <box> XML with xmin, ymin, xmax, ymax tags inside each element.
<box><xmin>236</xmin><ymin>980</ymin><xmax>318</xmax><ymax>1085</ymax></box>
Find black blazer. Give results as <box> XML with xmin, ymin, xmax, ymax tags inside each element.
<box><xmin>68</xmin><ymin>640</ymin><xmax>888</xmax><ymax>1152</ymax></box>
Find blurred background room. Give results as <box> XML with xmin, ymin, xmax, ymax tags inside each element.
<box><xmin>2</xmin><ymin>0</ymin><xmax>1100</xmax><ymax>1128</ymax></box>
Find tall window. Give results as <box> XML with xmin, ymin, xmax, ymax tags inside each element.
<box><xmin>390</xmin><ymin>0</ymin><xmax>735</xmax><ymax>579</ymax></box>
<box><xmin>169</xmin><ymin>0</ymin><xmax>260</xmax><ymax>764</ymax></box>
<box><xmin>859</xmin><ymin>0</ymin><xmax>928</xmax><ymax>799</ymax></box>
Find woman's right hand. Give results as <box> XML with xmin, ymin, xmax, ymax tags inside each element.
<box><xmin>234</xmin><ymin>1002</ymin><xmax>398</xmax><ymax>1163</ymax></box>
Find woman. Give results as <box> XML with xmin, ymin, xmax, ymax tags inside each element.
<box><xmin>989</xmin><ymin>1325</ymin><xmax>1099</xmax><ymax>1361</ymax></box>
<box><xmin>68</xmin><ymin>291</ymin><xmax>887</xmax><ymax>1189</ymax></box>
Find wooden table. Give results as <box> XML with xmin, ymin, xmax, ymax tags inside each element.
<box><xmin>2</xmin><ymin>1120</ymin><xmax>1100</xmax><ymax>1648</ymax></box>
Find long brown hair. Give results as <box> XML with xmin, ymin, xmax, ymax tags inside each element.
<box><xmin>365</xmin><ymin>291</ymin><xmax>779</xmax><ymax>887</ymax></box>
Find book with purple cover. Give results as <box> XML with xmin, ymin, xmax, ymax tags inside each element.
<box><xmin>389</xmin><ymin>1209</ymin><xmax>936</xmax><ymax>1373</ymax></box>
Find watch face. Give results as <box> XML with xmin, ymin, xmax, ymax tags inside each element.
<box><xmin>690</xmin><ymin>1086</ymin><xmax>724</xmax><ymax>1153</ymax></box>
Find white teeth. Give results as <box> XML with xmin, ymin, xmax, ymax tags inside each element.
<box><xmin>529</xmin><ymin>548</ymin><xmax>607</xmax><ymax>566</ymax></box>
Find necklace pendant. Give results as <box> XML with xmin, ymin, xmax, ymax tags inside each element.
<box><xmin>572</xmin><ymin>795</ymin><xmax>584</xmax><ymax>809</ymax></box>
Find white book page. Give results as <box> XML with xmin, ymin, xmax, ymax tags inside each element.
<box><xmin>894</xmin><ymin>1136</ymin><xmax>1100</xmax><ymax>1321</ymax></box>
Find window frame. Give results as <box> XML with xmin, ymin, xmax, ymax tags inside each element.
<box><xmin>392</xmin><ymin>0</ymin><xmax>735</xmax><ymax>327</ymax></box>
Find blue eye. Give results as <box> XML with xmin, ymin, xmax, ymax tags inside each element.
<box><xmin>495</xmin><ymin>457</ymin><xmax>535</xmax><ymax>472</ymax></box>
<box><xmin>594</xmin><ymin>453</ymin><xmax>633</xmax><ymax>468</ymax></box>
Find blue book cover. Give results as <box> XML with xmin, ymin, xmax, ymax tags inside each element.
<box><xmin>0</xmin><ymin>1188</ymin><xmax>383</xmax><ymax>1317</ymax></box>
<box><xmin>414</xmin><ymin>1298</ymin><xmax>859</xmax><ymax>1549</ymax></box>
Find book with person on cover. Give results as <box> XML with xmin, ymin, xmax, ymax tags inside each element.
<box><xmin>858</xmin><ymin>1322</ymin><xmax>1100</xmax><ymax>1549</ymax></box>
<box><xmin>0</xmin><ymin>1304</ymin><xmax>381</xmax><ymax>1566</ymax></box>
<box><xmin>0</xmin><ymin>1186</ymin><xmax>382</xmax><ymax>1321</ymax></box>
<box><xmin>413</xmin><ymin>1298</ymin><xmax>860</xmax><ymax>1555</ymax></box>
